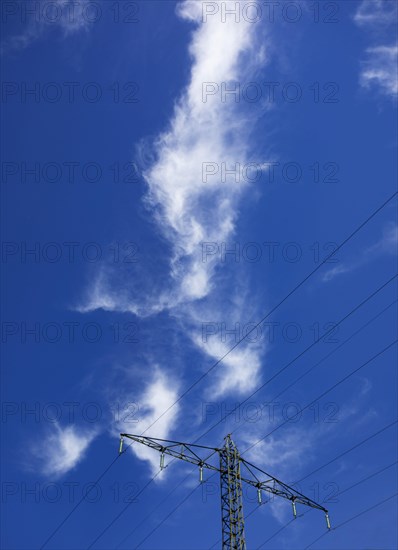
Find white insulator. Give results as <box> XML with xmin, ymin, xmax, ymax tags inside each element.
<box><xmin>119</xmin><ymin>436</ymin><xmax>124</xmax><ymax>454</ymax></box>
<box><xmin>325</xmin><ymin>513</ymin><xmax>331</xmax><ymax>530</ymax></box>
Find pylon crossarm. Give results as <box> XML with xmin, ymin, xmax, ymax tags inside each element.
<box><xmin>120</xmin><ymin>434</ymin><xmax>221</xmax><ymax>473</ymax></box>
<box><xmin>239</xmin><ymin>457</ymin><xmax>328</xmax><ymax>513</ymax></box>
<box><xmin>120</xmin><ymin>434</ymin><xmax>219</xmax><ymax>452</ymax></box>
<box><xmin>239</xmin><ymin>457</ymin><xmax>273</xmax><ymax>485</ymax></box>
<box><xmin>245</xmin><ymin>481</ymin><xmax>326</xmax><ymax>510</ymax></box>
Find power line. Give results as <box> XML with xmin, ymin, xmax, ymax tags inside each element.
<box><xmin>295</xmin><ymin>421</ymin><xmax>398</xmax><ymax>484</ymax></box>
<box><xmin>39</xmin><ymin>453</ymin><xmax>121</xmax><ymax>550</ymax></box>
<box><xmin>123</xmin><ymin>433</ymin><xmax>329</xmax><ymax>550</ymax></box>
<box><xmin>243</xmin><ymin>424</ymin><xmax>398</xmax><ymax>546</ymax></box>
<box><xmin>303</xmin><ymin>493</ymin><xmax>398</xmax><ymax>549</ymax></box>
<box><xmin>40</xmin><ymin>433</ymin><xmax>148</xmax><ymax>549</ymax></box>
<box><xmin>240</xmin><ymin>339</ymin><xmax>397</xmax><ymax>456</ymax></box>
<box><xmin>114</xmin><ymin>299</ymin><xmax>396</xmax><ymax>549</ymax></box>
<box><xmin>115</xmin><ymin>469</ymin><xmax>194</xmax><ymax>549</ymax></box>
<box><xmin>334</xmin><ymin>493</ymin><xmax>398</xmax><ymax>530</ymax></box>
<box><xmin>338</xmin><ymin>461</ymin><xmax>397</xmax><ymax>496</ymax></box>
<box><xmin>40</xmin><ymin>191</ymin><xmax>397</xmax><ymax>548</ymax></box>
<box><xmin>113</xmin><ymin>342</ymin><xmax>396</xmax><ymax>550</ymax></box>
<box><xmin>132</xmin><ymin>192</ymin><xmax>398</xmax><ymax>438</ymax></box>
<box><xmin>112</xmin><ymin>290</ymin><xmax>396</xmax><ymax>549</ymax></box>
<box><xmin>256</xmin><ymin>460</ymin><xmax>397</xmax><ymax>548</ymax></box>
<box><xmin>129</xmin><ymin>421</ymin><xmax>398</xmax><ymax>550</ymax></box>
<box><xmin>236</xmin><ymin>299</ymin><xmax>396</xmax><ymax>429</ymax></box>
<box><xmin>256</xmin><ymin>518</ymin><xmax>297</xmax><ymax>549</ymax></box>
<box><xmin>195</xmin><ymin>274</ymin><xmax>397</xmax><ymax>444</ymax></box>
<box><xmin>86</xmin><ymin>469</ymin><xmax>162</xmax><ymax>550</ymax></box>
<box><xmin>120</xmin><ymin>281</ymin><xmax>397</xmax><ymax>549</ymax></box>
<box><xmin>134</xmin><ymin>484</ymin><xmax>201</xmax><ymax>549</ymax></box>
<box><xmin>130</xmin><ymin>328</ymin><xmax>397</xmax><ymax>547</ymax></box>
<box><xmin>114</xmin><ymin>333</ymin><xmax>397</xmax><ymax>548</ymax></box>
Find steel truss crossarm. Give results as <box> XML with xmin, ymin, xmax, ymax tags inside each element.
<box><xmin>239</xmin><ymin>457</ymin><xmax>330</xmax><ymax>526</ymax></box>
<box><xmin>120</xmin><ymin>434</ymin><xmax>221</xmax><ymax>476</ymax></box>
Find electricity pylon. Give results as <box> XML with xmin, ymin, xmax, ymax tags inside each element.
<box><xmin>119</xmin><ymin>433</ymin><xmax>330</xmax><ymax>549</ymax></box>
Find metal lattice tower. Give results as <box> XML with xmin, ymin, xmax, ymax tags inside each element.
<box><xmin>219</xmin><ymin>435</ymin><xmax>246</xmax><ymax>550</ymax></box>
<box><xmin>119</xmin><ymin>433</ymin><xmax>330</xmax><ymax>549</ymax></box>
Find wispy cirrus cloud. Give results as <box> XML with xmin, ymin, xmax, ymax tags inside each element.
<box><xmin>27</xmin><ymin>367</ymin><xmax>179</xmax><ymax>478</ymax></box>
<box><xmin>116</xmin><ymin>367</ymin><xmax>180</xmax><ymax>474</ymax></box>
<box><xmin>187</xmin><ymin>291</ymin><xmax>265</xmax><ymax>397</ymax></box>
<box><xmin>353</xmin><ymin>0</ymin><xmax>397</xmax><ymax>27</ymax></box>
<box><xmin>79</xmin><ymin>0</ymin><xmax>269</xmax><ymax>402</ymax></box>
<box><xmin>322</xmin><ymin>222</ymin><xmax>397</xmax><ymax>283</ymax></box>
<box><xmin>238</xmin><ymin>423</ymin><xmax>325</xmax><ymax>523</ymax></box>
<box><xmin>360</xmin><ymin>44</ymin><xmax>398</xmax><ymax>98</ymax></box>
<box><xmin>30</xmin><ymin>423</ymin><xmax>97</xmax><ymax>478</ymax></box>
<box><xmin>354</xmin><ymin>0</ymin><xmax>398</xmax><ymax>98</ymax></box>
<box><xmin>81</xmin><ymin>0</ymin><xmax>267</xmax><ymax>315</ymax></box>
<box><xmin>236</xmin><ymin>379</ymin><xmax>379</xmax><ymax>523</ymax></box>
<box><xmin>1</xmin><ymin>0</ymin><xmax>93</xmax><ymax>54</ymax></box>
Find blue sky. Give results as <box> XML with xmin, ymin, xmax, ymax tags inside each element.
<box><xmin>1</xmin><ymin>1</ymin><xmax>397</xmax><ymax>549</ymax></box>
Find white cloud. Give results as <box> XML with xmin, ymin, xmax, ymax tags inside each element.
<box><xmin>76</xmin><ymin>272</ymin><xmax>143</xmax><ymax>316</ymax></box>
<box><xmin>81</xmin><ymin>0</ymin><xmax>267</xmax><ymax>315</ymax></box>
<box><xmin>191</xmin><ymin>325</ymin><xmax>263</xmax><ymax>397</ymax></box>
<box><xmin>234</xmin><ymin>385</ymin><xmax>377</xmax><ymax>523</ymax></box>
<box><xmin>117</xmin><ymin>367</ymin><xmax>180</xmax><ymax>474</ymax></box>
<box><xmin>79</xmin><ymin>1</ymin><xmax>268</xmax><ymax>400</ymax></box>
<box><xmin>354</xmin><ymin>1</ymin><xmax>398</xmax><ymax>98</ymax></box>
<box><xmin>360</xmin><ymin>44</ymin><xmax>398</xmax><ymax>98</ymax></box>
<box><xmin>321</xmin><ymin>264</ymin><xmax>350</xmax><ymax>283</ymax></box>
<box><xmin>322</xmin><ymin>222</ymin><xmax>397</xmax><ymax>282</ymax></box>
<box><xmin>353</xmin><ymin>0</ymin><xmax>397</xmax><ymax>27</ymax></box>
<box><xmin>2</xmin><ymin>0</ymin><xmax>93</xmax><ymax>54</ymax></box>
<box><xmin>358</xmin><ymin>377</ymin><xmax>372</xmax><ymax>396</ymax></box>
<box><xmin>181</xmin><ymin>288</ymin><xmax>266</xmax><ymax>397</ymax></box>
<box><xmin>241</xmin><ymin>429</ymin><xmax>313</xmax><ymax>473</ymax></box>
<box><xmin>238</xmin><ymin>427</ymin><xmax>315</xmax><ymax>523</ymax></box>
<box><xmin>31</xmin><ymin>423</ymin><xmax>97</xmax><ymax>478</ymax></box>
<box><xmin>367</xmin><ymin>221</ymin><xmax>398</xmax><ymax>254</ymax></box>
<box><xmin>139</xmin><ymin>1</ymin><xmax>266</xmax><ymax>306</ymax></box>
